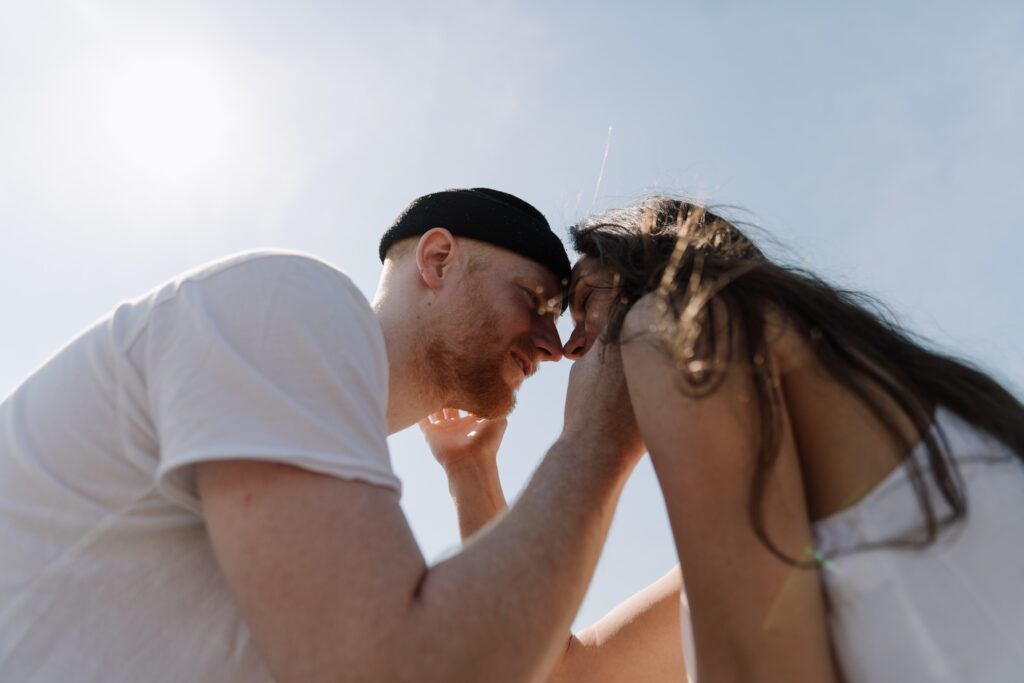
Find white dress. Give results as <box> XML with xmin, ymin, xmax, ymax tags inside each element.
<box><xmin>681</xmin><ymin>408</ymin><xmax>1024</xmax><ymax>682</ymax></box>
<box><xmin>812</xmin><ymin>407</ymin><xmax>1024</xmax><ymax>682</ymax></box>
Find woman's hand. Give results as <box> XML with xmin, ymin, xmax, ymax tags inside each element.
<box><xmin>418</xmin><ymin>409</ymin><xmax>509</xmax><ymax>540</ymax></box>
<box><xmin>419</xmin><ymin>409</ymin><xmax>508</xmax><ymax>474</ymax></box>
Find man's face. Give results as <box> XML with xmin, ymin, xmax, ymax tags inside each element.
<box><xmin>425</xmin><ymin>248</ymin><xmax>565</xmax><ymax>419</ymax></box>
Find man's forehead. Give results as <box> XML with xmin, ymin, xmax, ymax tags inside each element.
<box><xmin>516</xmin><ymin>272</ymin><xmax>565</xmax><ymax>299</ymax></box>
<box><xmin>497</xmin><ymin>267</ymin><xmax>565</xmax><ymax>318</ymax></box>
<box><xmin>512</xmin><ymin>270</ymin><xmax>566</xmax><ymax>309</ymax></box>
<box><xmin>485</xmin><ymin>246</ymin><xmax>562</xmax><ymax>289</ymax></box>
<box><xmin>472</xmin><ymin>242</ymin><xmax>568</xmax><ymax>312</ymax></box>
<box><xmin>522</xmin><ymin>265</ymin><xmax>564</xmax><ymax>293</ymax></box>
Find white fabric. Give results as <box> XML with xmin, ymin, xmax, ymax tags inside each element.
<box><xmin>813</xmin><ymin>407</ymin><xmax>1024</xmax><ymax>682</ymax></box>
<box><xmin>0</xmin><ymin>251</ymin><xmax>399</xmax><ymax>682</ymax></box>
<box><xmin>680</xmin><ymin>586</ymin><xmax>697</xmax><ymax>683</ymax></box>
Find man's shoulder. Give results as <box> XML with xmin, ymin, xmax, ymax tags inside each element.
<box><xmin>181</xmin><ymin>249</ymin><xmax>358</xmax><ymax>291</ymax></box>
<box><xmin>126</xmin><ymin>250</ymin><xmax>380</xmax><ymax>352</ymax></box>
<box><xmin>138</xmin><ymin>250</ymin><xmax>370</xmax><ymax>314</ymax></box>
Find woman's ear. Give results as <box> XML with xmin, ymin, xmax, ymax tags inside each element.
<box><xmin>415</xmin><ymin>228</ymin><xmax>460</xmax><ymax>290</ymax></box>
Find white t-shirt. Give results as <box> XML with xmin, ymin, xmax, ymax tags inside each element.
<box><xmin>0</xmin><ymin>251</ymin><xmax>400</xmax><ymax>682</ymax></box>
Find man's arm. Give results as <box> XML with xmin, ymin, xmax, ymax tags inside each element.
<box><xmin>422</xmin><ymin>413</ymin><xmax>688</xmax><ymax>682</ymax></box>
<box><xmin>198</xmin><ymin>342</ymin><xmax>644</xmax><ymax>683</ymax></box>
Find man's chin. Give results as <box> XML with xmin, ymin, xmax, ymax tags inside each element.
<box><xmin>464</xmin><ymin>384</ymin><xmax>517</xmax><ymax>420</ymax></box>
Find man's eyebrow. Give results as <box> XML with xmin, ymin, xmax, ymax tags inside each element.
<box><xmin>515</xmin><ymin>277</ymin><xmax>568</xmax><ymax>315</ymax></box>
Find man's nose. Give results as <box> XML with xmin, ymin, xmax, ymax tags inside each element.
<box><xmin>533</xmin><ymin>320</ymin><xmax>563</xmax><ymax>363</ymax></box>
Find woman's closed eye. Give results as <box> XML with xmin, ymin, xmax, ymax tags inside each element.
<box><xmin>572</xmin><ymin>287</ymin><xmax>593</xmax><ymax>323</ymax></box>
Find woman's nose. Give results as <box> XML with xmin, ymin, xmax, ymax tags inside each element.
<box><xmin>562</xmin><ymin>326</ymin><xmax>587</xmax><ymax>360</ymax></box>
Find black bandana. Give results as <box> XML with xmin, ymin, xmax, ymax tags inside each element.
<box><xmin>378</xmin><ymin>188</ymin><xmax>570</xmax><ymax>285</ymax></box>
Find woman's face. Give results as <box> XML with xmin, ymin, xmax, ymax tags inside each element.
<box><xmin>562</xmin><ymin>256</ymin><xmax>620</xmax><ymax>359</ymax></box>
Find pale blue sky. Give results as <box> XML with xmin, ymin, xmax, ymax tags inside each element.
<box><xmin>1</xmin><ymin>0</ymin><xmax>1021</xmax><ymax>628</ymax></box>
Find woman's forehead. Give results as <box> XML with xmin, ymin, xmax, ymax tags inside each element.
<box><xmin>571</xmin><ymin>257</ymin><xmax>621</xmax><ymax>290</ymax></box>
<box><xmin>569</xmin><ymin>256</ymin><xmax>602</xmax><ymax>282</ymax></box>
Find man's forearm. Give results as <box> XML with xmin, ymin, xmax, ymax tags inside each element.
<box><xmin>397</xmin><ymin>438</ymin><xmax>634</xmax><ymax>683</ymax></box>
<box><xmin>198</xmin><ymin>345</ymin><xmax>643</xmax><ymax>683</ymax></box>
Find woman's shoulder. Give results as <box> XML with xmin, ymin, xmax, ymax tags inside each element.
<box><xmin>621</xmin><ymin>292</ymin><xmax>803</xmax><ymax>365</ymax></box>
<box><xmin>621</xmin><ymin>292</ymin><xmax>664</xmax><ymax>338</ymax></box>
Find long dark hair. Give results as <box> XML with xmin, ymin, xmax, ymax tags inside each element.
<box><xmin>571</xmin><ymin>196</ymin><xmax>1024</xmax><ymax>565</ymax></box>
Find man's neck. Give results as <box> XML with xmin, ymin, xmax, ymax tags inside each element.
<box><xmin>373</xmin><ymin>300</ymin><xmax>441</xmax><ymax>435</ymax></box>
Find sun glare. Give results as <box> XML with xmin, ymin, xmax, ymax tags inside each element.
<box><xmin>74</xmin><ymin>47</ymin><xmax>241</xmax><ymax>198</ymax></box>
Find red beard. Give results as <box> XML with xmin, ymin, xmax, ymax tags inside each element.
<box><xmin>424</xmin><ymin>308</ymin><xmax>533</xmax><ymax>419</ymax></box>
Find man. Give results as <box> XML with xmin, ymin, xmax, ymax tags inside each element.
<box><xmin>0</xmin><ymin>188</ymin><xmax>643</xmax><ymax>682</ymax></box>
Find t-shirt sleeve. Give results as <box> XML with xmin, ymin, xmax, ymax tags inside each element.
<box><xmin>145</xmin><ymin>254</ymin><xmax>399</xmax><ymax>514</ymax></box>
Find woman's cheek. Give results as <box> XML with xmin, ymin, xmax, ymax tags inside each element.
<box><xmin>586</xmin><ymin>310</ymin><xmax>608</xmax><ymax>336</ymax></box>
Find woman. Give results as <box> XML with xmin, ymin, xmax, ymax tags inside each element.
<box><xmin>421</xmin><ymin>195</ymin><xmax>1024</xmax><ymax>681</ymax></box>
<box><xmin>560</xmin><ymin>197</ymin><xmax>1024</xmax><ymax>681</ymax></box>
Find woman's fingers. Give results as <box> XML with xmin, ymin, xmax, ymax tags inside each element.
<box><xmin>423</xmin><ymin>408</ymin><xmax>482</xmax><ymax>425</ymax></box>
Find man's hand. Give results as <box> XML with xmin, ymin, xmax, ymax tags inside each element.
<box><xmin>562</xmin><ymin>340</ymin><xmax>645</xmax><ymax>469</ymax></box>
<box><xmin>419</xmin><ymin>409</ymin><xmax>507</xmax><ymax>474</ymax></box>
<box><xmin>419</xmin><ymin>409</ymin><xmax>509</xmax><ymax>539</ymax></box>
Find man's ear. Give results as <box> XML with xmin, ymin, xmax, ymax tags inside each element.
<box><xmin>415</xmin><ymin>228</ymin><xmax>461</xmax><ymax>290</ymax></box>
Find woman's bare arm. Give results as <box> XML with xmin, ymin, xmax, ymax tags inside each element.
<box><xmin>621</xmin><ymin>296</ymin><xmax>839</xmax><ymax>683</ymax></box>
<box><xmin>420</xmin><ymin>410</ymin><xmax>509</xmax><ymax>540</ymax></box>
<box><xmin>548</xmin><ymin>565</ymin><xmax>687</xmax><ymax>683</ymax></box>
